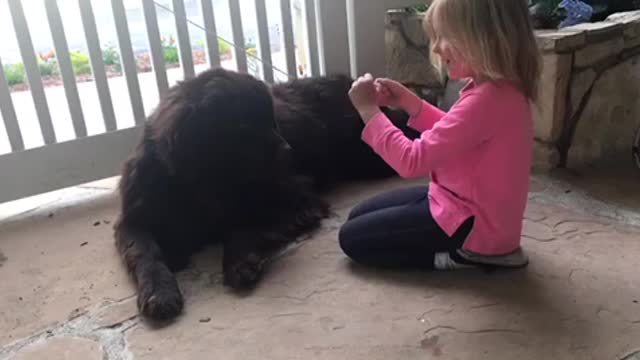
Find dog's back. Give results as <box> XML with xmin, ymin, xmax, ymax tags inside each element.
<box><xmin>271</xmin><ymin>74</ymin><xmax>420</xmax><ymax>190</ymax></box>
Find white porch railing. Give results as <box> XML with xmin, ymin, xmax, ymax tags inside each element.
<box><xmin>0</xmin><ymin>0</ymin><xmax>423</xmax><ymax>204</ymax></box>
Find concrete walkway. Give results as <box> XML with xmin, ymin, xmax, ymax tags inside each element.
<box><xmin>0</xmin><ymin>167</ymin><xmax>639</xmax><ymax>359</ymax></box>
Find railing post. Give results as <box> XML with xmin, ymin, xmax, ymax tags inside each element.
<box><xmin>315</xmin><ymin>0</ymin><xmax>351</xmax><ymax>76</ymax></box>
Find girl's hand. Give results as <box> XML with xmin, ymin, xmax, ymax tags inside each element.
<box><xmin>374</xmin><ymin>78</ymin><xmax>423</xmax><ymax>117</ymax></box>
<box><xmin>349</xmin><ymin>73</ymin><xmax>381</xmax><ymax>124</ymax></box>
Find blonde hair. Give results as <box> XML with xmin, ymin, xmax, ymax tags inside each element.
<box><xmin>424</xmin><ymin>0</ymin><xmax>541</xmax><ymax>101</ymax></box>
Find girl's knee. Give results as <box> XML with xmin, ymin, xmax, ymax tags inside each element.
<box><xmin>347</xmin><ymin>202</ymin><xmax>367</xmax><ymax>220</ymax></box>
<box><xmin>338</xmin><ymin>221</ymin><xmax>361</xmax><ymax>258</ymax></box>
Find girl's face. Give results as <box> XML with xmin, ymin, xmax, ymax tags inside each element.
<box><xmin>432</xmin><ymin>37</ymin><xmax>474</xmax><ymax>80</ymax></box>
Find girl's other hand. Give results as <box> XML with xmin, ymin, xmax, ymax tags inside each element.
<box><xmin>374</xmin><ymin>78</ymin><xmax>423</xmax><ymax>117</ymax></box>
<box><xmin>349</xmin><ymin>73</ymin><xmax>381</xmax><ymax>123</ymax></box>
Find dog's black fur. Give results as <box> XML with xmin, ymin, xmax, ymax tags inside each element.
<box><xmin>114</xmin><ymin>68</ymin><xmax>419</xmax><ymax>321</ymax></box>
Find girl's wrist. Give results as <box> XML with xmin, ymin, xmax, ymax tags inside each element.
<box><xmin>404</xmin><ymin>93</ymin><xmax>423</xmax><ymax>118</ymax></box>
<box><xmin>358</xmin><ymin>106</ymin><xmax>381</xmax><ymax>123</ymax></box>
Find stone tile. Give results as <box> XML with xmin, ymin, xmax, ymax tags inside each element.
<box><xmin>2</xmin><ymin>177</ymin><xmax>640</xmax><ymax>359</ymax></box>
<box><xmin>522</xmin><ymin>218</ymin><xmax>555</xmax><ymax>242</ymax></box>
<box><xmin>528</xmin><ymin>178</ymin><xmax>549</xmax><ymax>194</ymax></box>
<box><xmin>12</xmin><ymin>337</ymin><xmax>103</xmax><ymax>360</ymax></box>
<box><xmin>544</xmin><ymin>165</ymin><xmax>640</xmax><ymax>218</ymax></box>
<box><xmin>574</xmin><ymin>37</ymin><xmax>624</xmax><ymax>68</ymax></box>
<box><xmin>0</xmin><ymin>194</ymin><xmax>133</xmax><ymax>347</ymax></box>
<box><xmin>535</xmin><ymin>29</ymin><xmax>586</xmax><ymax>53</ymax></box>
<box><xmin>94</xmin><ymin>297</ymin><xmax>138</xmax><ymax>329</ymax></box>
<box><xmin>534</xmin><ymin>53</ymin><xmax>572</xmax><ymax>143</ymax></box>
<box><xmin>123</xmin><ymin>188</ymin><xmax>640</xmax><ymax>360</ymax></box>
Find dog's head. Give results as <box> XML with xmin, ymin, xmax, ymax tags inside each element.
<box><xmin>147</xmin><ymin>67</ymin><xmax>291</xmax><ymax>183</ymax></box>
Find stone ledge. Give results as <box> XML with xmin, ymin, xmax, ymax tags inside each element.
<box><xmin>606</xmin><ymin>10</ymin><xmax>640</xmax><ymax>39</ymax></box>
<box><xmin>562</xmin><ymin>21</ymin><xmax>624</xmax><ymax>43</ymax></box>
<box><xmin>535</xmin><ymin>29</ymin><xmax>585</xmax><ymax>52</ymax></box>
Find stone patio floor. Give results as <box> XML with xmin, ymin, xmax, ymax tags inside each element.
<box><xmin>1</xmin><ymin>165</ymin><xmax>640</xmax><ymax>360</ymax></box>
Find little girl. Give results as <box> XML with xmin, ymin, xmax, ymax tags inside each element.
<box><xmin>341</xmin><ymin>0</ymin><xmax>541</xmax><ymax>270</ymax></box>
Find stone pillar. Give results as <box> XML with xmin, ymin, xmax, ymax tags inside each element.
<box><xmin>384</xmin><ymin>9</ymin><xmax>444</xmax><ymax>104</ymax></box>
<box><xmin>385</xmin><ymin>9</ymin><xmax>640</xmax><ymax>172</ymax></box>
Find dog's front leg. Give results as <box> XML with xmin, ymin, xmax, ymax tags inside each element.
<box><xmin>222</xmin><ymin>230</ymin><xmax>290</xmax><ymax>289</ymax></box>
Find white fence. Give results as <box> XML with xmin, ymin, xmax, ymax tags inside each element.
<box><xmin>0</xmin><ymin>0</ymin><xmax>422</xmax><ymax>204</ymax></box>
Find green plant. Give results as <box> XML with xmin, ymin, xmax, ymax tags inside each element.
<box><xmin>195</xmin><ymin>37</ymin><xmax>232</xmax><ymax>56</ymax></box>
<box><xmin>246</xmin><ymin>46</ymin><xmax>259</xmax><ymax>77</ymax></box>
<box><xmin>406</xmin><ymin>3</ymin><xmax>429</xmax><ymax>13</ymax></box>
<box><xmin>102</xmin><ymin>43</ymin><xmax>121</xmax><ymax>66</ymax></box>
<box><xmin>529</xmin><ymin>0</ymin><xmax>563</xmax><ymax>29</ymax></box>
<box><xmin>163</xmin><ymin>45</ymin><xmax>179</xmax><ymax>64</ymax></box>
<box><xmin>102</xmin><ymin>43</ymin><xmax>122</xmax><ymax>72</ymax></box>
<box><xmin>38</xmin><ymin>59</ymin><xmax>59</xmax><ymax>77</ymax></box>
<box><xmin>70</xmin><ymin>50</ymin><xmax>92</xmax><ymax>75</ymax></box>
<box><xmin>3</xmin><ymin>63</ymin><xmax>25</xmax><ymax>86</ymax></box>
<box><xmin>218</xmin><ymin>38</ymin><xmax>231</xmax><ymax>56</ymax></box>
<box><xmin>36</xmin><ymin>50</ymin><xmax>59</xmax><ymax>77</ymax></box>
<box><xmin>161</xmin><ymin>35</ymin><xmax>180</xmax><ymax>65</ymax></box>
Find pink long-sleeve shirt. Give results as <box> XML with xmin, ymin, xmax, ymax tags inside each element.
<box><xmin>362</xmin><ymin>80</ymin><xmax>533</xmax><ymax>255</ymax></box>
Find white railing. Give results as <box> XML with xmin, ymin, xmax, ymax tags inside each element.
<box><xmin>0</xmin><ymin>0</ymin><xmax>422</xmax><ymax>204</ymax></box>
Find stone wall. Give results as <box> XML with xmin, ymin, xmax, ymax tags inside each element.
<box><xmin>385</xmin><ymin>10</ymin><xmax>446</xmax><ymax>106</ymax></box>
<box><xmin>385</xmin><ymin>10</ymin><xmax>640</xmax><ymax>171</ymax></box>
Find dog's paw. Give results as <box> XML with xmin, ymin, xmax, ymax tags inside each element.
<box><xmin>223</xmin><ymin>253</ymin><xmax>265</xmax><ymax>290</ymax></box>
<box><xmin>137</xmin><ymin>270</ymin><xmax>184</xmax><ymax>321</ymax></box>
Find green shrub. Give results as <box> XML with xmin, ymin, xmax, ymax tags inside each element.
<box><xmin>195</xmin><ymin>38</ymin><xmax>232</xmax><ymax>56</ymax></box>
<box><xmin>3</xmin><ymin>63</ymin><xmax>25</xmax><ymax>86</ymax></box>
<box><xmin>38</xmin><ymin>59</ymin><xmax>59</xmax><ymax>77</ymax></box>
<box><xmin>246</xmin><ymin>47</ymin><xmax>259</xmax><ymax>76</ymax></box>
<box><xmin>406</xmin><ymin>4</ymin><xmax>429</xmax><ymax>13</ymax></box>
<box><xmin>70</xmin><ymin>50</ymin><xmax>92</xmax><ymax>75</ymax></box>
<box><xmin>161</xmin><ymin>35</ymin><xmax>180</xmax><ymax>65</ymax></box>
<box><xmin>36</xmin><ymin>51</ymin><xmax>59</xmax><ymax>77</ymax></box>
<box><xmin>102</xmin><ymin>43</ymin><xmax>121</xmax><ymax>66</ymax></box>
<box><xmin>163</xmin><ymin>45</ymin><xmax>179</xmax><ymax>64</ymax></box>
<box><xmin>529</xmin><ymin>0</ymin><xmax>563</xmax><ymax>29</ymax></box>
<box><xmin>218</xmin><ymin>38</ymin><xmax>232</xmax><ymax>56</ymax></box>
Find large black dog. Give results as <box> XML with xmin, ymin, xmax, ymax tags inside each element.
<box><xmin>114</xmin><ymin>68</ymin><xmax>419</xmax><ymax>321</ymax></box>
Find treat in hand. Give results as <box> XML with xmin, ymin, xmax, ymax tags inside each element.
<box><xmin>373</xmin><ymin>78</ymin><xmax>422</xmax><ymax>117</ymax></box>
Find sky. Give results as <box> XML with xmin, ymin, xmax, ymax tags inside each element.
<box><xmin>0</xmin><ymin>0</ymin><xmax>291</xmax><ymax>64</ymax></box>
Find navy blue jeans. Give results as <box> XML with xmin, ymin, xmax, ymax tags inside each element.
<box><xmin>338</xmin><ymin>186</ymin><xmax>474</xmax><ymax>269</ymax></box>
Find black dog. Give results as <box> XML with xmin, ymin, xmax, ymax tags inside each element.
<box><xmin>114</xmin><ymin>68</ymin><xmax>418</xmax><ymax>321</ymax></box>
